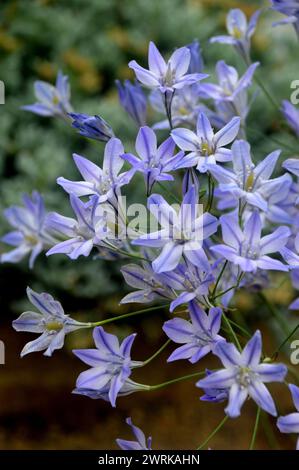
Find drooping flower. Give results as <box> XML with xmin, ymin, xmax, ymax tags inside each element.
<box><xmin>171</xmin><ymin>112</ymin><xmax>240</xmax><ymax>173</ymax></box>
<box><xmin>57</xmin><ymin>138</ymin><xmax>133</xmax><ymax>205</ymax></box>
<box><xmin>73</xmin><ymin>379</ymin><xmax>149</xmax><ymax>401</ymax></box>
<box><xmin>281</xmin><ymin>100</ymin><xmax>299</xmax><ymax>137</ymax></box>
<box><xmin>69</xmin><ymin>113</ymin><xmax>114</xmax><ymax>142</ymax></box>
<box><xmin>116</xmin><ymin>417</ymin><xmax>152</xmax><ymax>450</ymax></box>
<box><xmin>200</xmin><ymin>369</ymin><xmax>229</xmax><ymax>403</ymax></box>
<box><xmin>197</xmin><ymin>331</ymin><xmax>288</xmax><ymax>418</ymax></box>
<box><xmin>208</xmin><ymin>139</ymin><xmax>291</xmax><ymax>213</ymax></box>
<box><xmin>21</xmin><ymin>71</ymin><xmax>73</xmax><ymax>119</ymax></box>
<box><xmin>163</xmin><ymin>301</ymin><xmax>224</xmax><ymax>363</ymax></box>
<box><xmin>122</xmin><ymin>127</ymin><xmax>188</xmax><ymax>194</ymax></box>
<box><xmin>211</xmin><ymin>211</ymin><xmax>290</xmax><ymax>272</ymax></box>
<box><xmin>129</xmin><ymin>41</ymin><xmax>208</xmax><ymax>94</ymax></box>
<box><xmin>46</xmin><ymin>194</ymin><xmax>113</xmax><ymax>260</ymax></box>
<box><xmin>277</xmin><ymin>384</ymin><xmax>299</xmax><ymax>450</ymax></box>
<box><xmin>120</xmin><ymin>260</ymin><xmax>181</xmax><ymax>304</ymax></box>
<box><xmin>132</xmin><ymin>186</ymin><xmax>218</xmax><ymax>273</ymax></box>
<box><xmin>211</xmin><ymin>9</ymin><xmax>261</xmax><ymax>63</ymax></box>
<box><xmin>116</xmin><ymin>80</ymin><xmax>147</xmax><ymax>126</ymax></box>
<box><xmin>270</xmin><ymin>1</ymin><xmax>299</xmax><ymax>35</ymax></box>
<box><xmin>73</xmin><ymin>326</ymin><xmax>142</xmax><ymax>407</ymax></box>
<box><xmin>12</xmin><ymin>287</ymin><xmax>87</xmax><ymax>357</ymax></box>
<box><xmin>1</xmin><ymin>191</ymin><xmax>57</xmax><ymax>268</ymax></box>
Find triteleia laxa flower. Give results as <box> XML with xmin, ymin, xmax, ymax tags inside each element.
<box><xmin>116</xmin><ymin>80</ymin><xmax>147</xmax><ymax>126</ymax></box>
<box><xmin>120</xmin><ymin>260</ymin><xmax>181</xmax><ymax>304</ymax></box>
<box><xmin>73</xmin><ymin>326</ymin><xmax>142</xmax><ymax>407</ymax></box>
<box><xmin>129</xmin><ymin>41</ymin><xmax>208</xmax><ymax>94</ymax></box>
<box><xmin>163</xmin><ymin>301</ymin><xmax>224</xmax><ymax>363</ymax></box>
<box><xmin>13</xmin><ymin>287</ymin><xmax>87</xmax><ymax>357</ymax></box>
<box><xmin>211</xmin><ymin>210</ymin><xmax>290</xmax><ymax>272</ymax></box>
<box><xmin>210</xmin><ymin>8</ymin><xmax>261</xmax><ymax>63</ymax></box>
<box><xmin>132</xmin><ymin>185</ymin><xmax>218</xmax><ymax>273</ymax></box>
<box><xmin>116</xmin><ymin>417</ymin><xmax>152</xmax><ymax>450</ymax></box>
<box><xmin>69</xmin><ymin>113</ymin><xmax>114</xmax><ymax>142</ymax></box>
<box><xmin>208</xmin><ymin>139</ymin><xmax>290</xmax><ymax>212</ymax></box>
<box><xmin>1</xmin><ymin>191</ymin><xmax>57</xmax><ymax>268</ymax></box>
<box><xmin>57</xmin><ymin>138</ymin><xmax>134</xmax><ymax>204</ymax></box>
<box><xmin>277</xmin><ymin>384</ymin><xmax>299</xmax><ymax>449</ymax></box>
<box><xmin>46</xmin><ymin>194</ymin><xmax>114</xmax><ymax>260</ymax></box>
<box><xmin>122</xmin><ymin>126</ymin><xmax>188</xmax><ymax>194</ymax></box>
<box><xmin>21</xmin><ymin>71</ymin><xmax>73</xmax><ymax>119</ymax></box>
<box><xmin>200</xmin><ymin>60</ymin><xmax>259</xmax><ymax>104</ymax></box>
<box><xmin>200</xmin><ymin>369</ymin><xmax>229</xmax><ymax>403</ymax></box>
<box><xmin>168</xmin><ymin>258</ymin><xmax>214</xmax><ymax>312</ymax></box>
<box><xmin>171</xmin><ymin>112</ymin><xmax>240</xmax><ymax>173</ymax></box>
<box><xmin>197</xmin><ymin>330</ymin><xmax>288</xmax><ymax>418</ymax></box>
<box><xmin>73</xmin><ymin>378</ymin><xmax>149</xmax><ymax>401</ymax></box>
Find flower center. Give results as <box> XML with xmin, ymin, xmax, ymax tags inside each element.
<box><xmin>236</xmin><ymin>366</ymin><xmax>255</xmax><ymax>388</ymax></box>
<box><xmin>163</xmin><ymin>63</ymin><xmax>175</xmax><ymax>87</ymax></box>
<box><xmin>232</xmin><ymin>27</ymin><xmax>243</xmax><ymax>39</ymax></box>
<box><xmin>45</xmin><ymin>321</ymin><xmax>63</xmax><ymax>332</ymax></box>
<box><xmin>201</xmin><ymin>141</ymin><xmax>213</xmax><ymax>155</ymax></box>
<box><xmin>245</xmin><ymin>172</ymin><xmax>255</xmax><ymax>191</ymax></box>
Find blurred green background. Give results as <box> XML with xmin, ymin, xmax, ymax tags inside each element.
<box><xmin>0</xmin><ymin>0</ymin><xmax>298</xmax><ymax>450</ymax></box>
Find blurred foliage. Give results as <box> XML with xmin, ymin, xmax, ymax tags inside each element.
<box><xmin>0</xmin><ymin>0</ymin><xmax>298</xmax><ymax>309</ymax></box>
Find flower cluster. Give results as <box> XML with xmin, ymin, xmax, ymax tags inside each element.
<box><xmin>3</xmin><ymin>5</ymin><xmax>299</xmax><ymax>450</ymax></box>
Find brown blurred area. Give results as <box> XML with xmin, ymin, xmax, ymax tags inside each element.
<box><xmin>0</xmin><ymin>320</ymin><xmax>296</xmax><ymax>450</ymax></box>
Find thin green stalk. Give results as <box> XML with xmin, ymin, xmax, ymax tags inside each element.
<box><xmin>102</xmin><ymin>241</ymin><xmax>148</xmax><ymax>262</ymax></box>
<box><xmin>211</xmin><ymin>260</ymin><xmax>228</xmax><ymax>298</ymax></box>
<box><xmin>149</xmin><ymin>371</ymin><xmax>205</xmax><ymax>391</ymax></box>
<box><xmin>272</xmin><ymin>322</ymin><xmax>299</xmax><ymax>358</ymax></box>
<box><xmin>261</xmin><ymin>413</ymin><xmax>280</xmax><ymax>450</ymax></box>
<box><xmin>142</xmin><ymin>339</ymin><xmax>171</xmax><ymax>366</ymax></box>
<box><xmin>197</xmin><ymin>416</ymin><xmax>228</xmax><ymax>450</ymax></box>
<box><xmin>258</xmin><ymin>292</ymin><xmax>290</xmax><ymax>336</ymax></box>
<box><xmin>90</xmin><ymin>304</ymin><xmax>169</xmax><ymax>327</ymax></box>
<box><xmin>253</xmin><ymin>74</ymin><xmax>280</xmax><ymax>112</ymax></box>
<box><xmin>222</xmin><ymin>312</ymin><xmax>242</xmax><ymax>351</ymax></box>
<box><xmin>157</xmin><ymin>181</ymin><xmax>181</xmax><ymax>204</ymax></box>
<box><xmin>226</xmin><ymin>317</ymin><xmax>252</xmax><ymax>339</ymax></box>
<box><xmin>249</xmin><ymin>407</ymin><xmax>261</xmax><ymax>450</ymax></box>
<box><xmin>246</xmin><ymin>125</ymin><xmax>296</xmax><ymax>154</ymax></box>
<box><xmin>164</xmin><ymin>91</ymin><xmax>174</xmax><ymax>130</ymax></box>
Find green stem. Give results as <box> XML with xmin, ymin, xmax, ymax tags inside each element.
<box><xmin>222</xmin><ymin>312</ymin><xmax>242</xmax><ymax>351</ymax></box>
<box><xmin>197</xmin><ymin>415</ymin><xmax>228</xmax><ymax>450</ymax></box>
<box><xmin>142</xmin><ymin>339</ymin><xmax>171</xmax><ymax>366</ymax></box>
<box><xmin>249</xmin><ymin>407</ymin><xmax>261</xmax><ymax>450</ymax></box>
<box><xmin>246</xmin><ymin>125</ymin><xmax>296</xmax><ymax>154</ymax></box>
<box><xmin>272</xmin><ymin>322</ymin><xmax>299</xmax><ymax>358</ymax></box>
<box><xmin>227</xmin><ymin>318</ymin><xmax>251</xmax><ymax>338</ymax></box>
<box><xmin>149</xmin><ymin>371</ymin><xmax>205</xmax><ymax>391</ymax></box>
<box><xmin>261</xmin><ymin>413</ymin><xmax>280</xmax><ymax>450</ymax></box>
<box><xmin>258</xmin><ymin>292</ymin><xmax>290</xmax><ymax>336</ymax></box>
<box><xmin>156</xmin><ymin>181</ymin><xmax>181</xmax><ymax>204</ymax></box>
<box><xmin>211</xmin><ymin>260</ymin><xmax>228</xmax><ymax>299</ymax></box>
<box><xmin>205</xmin><ymin>173</ymin><xmax>215</xmax><ymax>212</ymax></box>
<box><xmin>254</xmin><ymin>74</ymin><xmax>280</xmax><ymax>112</ymax></box>
<box><xmin>164</xmin><ymin>91</ymin><xmax>174</xmax><ymax>130</ymax></box>
<box><xmin>90</xmin><ymin>304</ymin><xmax>169</xmax><ymax>327</ymax></box>
<box><xmin>102</xmin><ymin>242</ymin><xmax>148</xmax><ymax>262</ymax></box>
